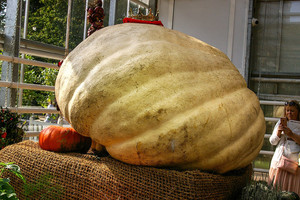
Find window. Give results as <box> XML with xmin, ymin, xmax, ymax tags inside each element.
<box><xmin>250</xmin><ymin>0</ymin><xmax>300</xmax><ymax>99</ymax></box>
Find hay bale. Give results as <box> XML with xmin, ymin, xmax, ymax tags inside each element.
<box><xmin>0</xmin><ymin>141</ymin><xmax>251</xmax><ymax>199</ymax></box>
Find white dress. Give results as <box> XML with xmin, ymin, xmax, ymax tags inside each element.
<box><xmin>268</xmin><ymin>120</ymin><xmax>300</xmax><ymax>195</ymax></box>
<box><xmin>269</xmin><ymin>120</ymin><xmax>300</xmax><ymax>168</ymax></box>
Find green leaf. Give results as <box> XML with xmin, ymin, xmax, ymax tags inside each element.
<box><xmin>0</xmin><ymin>178</ymin><xmax>9</xmax><ymax>183</ymax></box>
<box><xmin>5</xmin><ymin>164</ymin><xmax>20</xmax><ymax>172</ymax></box>
<box><xmin>0</xmin><ymin>179</ymin><xmax>18</xmax><ymax>200</ymax></box>
<box><xmin>4</xmin><ymin>164</ymin><xmax>26</xmax><ymax>184</ymax></box>
<box><xmin>0</xmin><ymin>162</ymin><xmax>14</xmax><ymax>166</ymax></box>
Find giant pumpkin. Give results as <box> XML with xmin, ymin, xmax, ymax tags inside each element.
<box><xmin>55</xmin><ymin>23</ymin><xmax>265</xmax><ymax>173</ymax></box>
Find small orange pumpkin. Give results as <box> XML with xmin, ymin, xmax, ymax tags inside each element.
<box><xmin>39</xmin><ymin>125</ymin><xmax>91</xmax><ymax>153</ymax></box>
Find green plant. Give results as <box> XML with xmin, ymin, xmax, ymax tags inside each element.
<box><xmin>22</xmin><ymin>65</ymin><xmax>58</xmax><ymax>107</ymax></box>
<box><xmin>238</xmin><ymin>180</ymin><xmax>300</xmax><ymax>200</ymax></box>
<box><xmin>0</xmin><ymin>108</ymin><xmax>25</xmax><ymax>149</ymax></box>
<box><xmin>0</xmin><ymin>162</ymin><xmax>26</xmax><ymax>200</ymax></box>
<box><xmin>0</xmin><ymin>162</ymin><xmax>64</xmax><ymax>200</ymax></box>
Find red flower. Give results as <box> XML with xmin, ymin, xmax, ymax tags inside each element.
<box><xmin>58</xmin><ymin>60</ymin><xmax>64</xmax><ymax>67</ymax></box>
<box><xmin>1</xmin><ymin>132</ymin><xmax>7</xmax><ymax>139</ymax></box>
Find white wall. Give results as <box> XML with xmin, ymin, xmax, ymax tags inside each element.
<box><xmin>158</xmin><ymin>0</ymin><xmax>250</xmax><ymax>78</ymax></box>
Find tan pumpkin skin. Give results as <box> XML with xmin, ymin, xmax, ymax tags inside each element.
<box><xmin>55</xmin><ymin>23</ymin><xmax>265</xmax><ymax>173</ymax></box>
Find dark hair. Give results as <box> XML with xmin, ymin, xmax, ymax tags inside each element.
<box><xmin>284</xmin><ymin>100</ymin><xmax>300</xmax><ymax>120</ymax></box>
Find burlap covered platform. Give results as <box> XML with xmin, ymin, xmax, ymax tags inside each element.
<box><xmin>0</xmin><ymin>141</ymin><xmax>252</xmax><ymax>199</ymax></box>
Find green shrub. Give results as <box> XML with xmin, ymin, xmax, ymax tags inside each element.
<box><xmin>238</xmin><ymin>180</ymin><xmax>300</xmax><ymax>200</ymax></box>
<box><xmin>0</xmin><ymin>108</ymin><xmax>25</xmax><ymax>149</ymax></box>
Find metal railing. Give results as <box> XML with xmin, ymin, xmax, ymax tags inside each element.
<box><xmin>0</xmin><ymin>54</ymin><xmax>59</xmax><ymax>69</ymax></box>
<box><xmin>0</xmin><ymin>32</ymin><xmax>65</xmax><ymax>137</ymax></box>
<box><xmin>253</xmin><ymin>100</ymin><xmax>285</xmax><ymax>174</ymax></box>
<box><xmin>251</xmin><ymin>77</ymin><xmax>300</xmax><ymax>84</ymax></box>
<box><xmin>0</xmin><ymin>33</ymin><xmax>65</xmax><ymax>60</ymax></box>
<box><xmin>250</xmin><ymin>77</ymin><xmax>300</xmax><ymax>102</ymax></box>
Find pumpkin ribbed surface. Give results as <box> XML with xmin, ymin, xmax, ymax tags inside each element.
<box><xmin>55</xmin><ymin>23</ymin><xmax>265</xmax><ymax>173</ymax></box>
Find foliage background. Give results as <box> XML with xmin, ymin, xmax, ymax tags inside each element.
<box><xmin>22</xmin><ymin>0</ymin><xmax>86</xmax><ymax>107</ymax></box>
<box><xmin>0</xmin><ymin>0</ymin><xmax>87</xmax><ymax>107</ymax></box>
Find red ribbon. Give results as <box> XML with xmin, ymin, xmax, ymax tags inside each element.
<box><xmin>123</xmin><ymin>18</ymin><xmax>164</xmax><ymax>26</ymax></box>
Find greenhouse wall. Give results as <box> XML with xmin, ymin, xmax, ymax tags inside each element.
<box><xmin>158</xmin><ymin>0</ymin><xmax>250</xmax><ymax>79</ymax></box>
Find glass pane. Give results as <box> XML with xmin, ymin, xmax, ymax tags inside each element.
<box><xmin>114</xmin><ymin>0</ymin><xmax>156</xmax><ymax>25</ymax></box>
<box><xmin>277</xmin><ymin>82</ymin><xmax>300</xmax><ymax>96</ymax></box>
<box><xmin>86</xmin><ymin>0</ymin><xmax>109</xmax><ymax>29</ymax></box>
<box><xmin>250</xmin><ymin>0</ymin><xmax>300</xmax><ymax>74</ymax></box>
<box><xmin>140</xmin><ymin>0</ymin><xmax>149</xmax><ymax>4</ymax></box>
<box><xmin>250</xmin><ymin>1</ymin><xmax>281</xmax><ymax>73</ymax></box>
<box><xmin>103</xmin><ymin>0</ymin><xmax>110</xmax><ymax>27</ymax></box>
<box><xmin>70</xmin><ymin>0</ymin><xmax>109</xmax><ymax>49</ymax></box>
<box><xmin>261</xmin><ymin>138</ymin><xmax>273</xmax><ymax>151</ymax></box>
<box><xmin>27</xmin><ymin>1</ymin><xmax>68</xmax><ymax>48</ymax></box>
<box><xmin>249</xmin><ymin>82</ymin><xmax>278</xmax><ymax>95</ymax></box>
<box><xmin>249</xmin><ymin>0</ymin><xmax>300</xmax><ymax>101</ymax></box>
<box><xmin>116</xmin><ymin>0</ymin><xmax>128</xmax><ymax>24</ymax></box>
<box><xmin>250</xmin><ymin>81</ymin><xmax>300</xmax><ymax>97</ymax></box>
<box><xmin>129</xmin><ymin>1</ymin><xmax>147</xmax><ymax>15</ymax></box>
<box><xmin>253</xmin><ymin>154</ymin><xmax>272</xmax><ymax>170</ymax></box>
<box><xmin>130</xmin><ymin>2</ymin><xmax>139</xmax><ymax>15</ymax></box>
<box><xmin>69</xmin><ymin>0</ymin><xmax>86</xmax><ymax>49</ymax></box>
<box><xmin>280</xmin><ymin>1</ymin><xmax>300</xmax><ymax>73</ymax></box>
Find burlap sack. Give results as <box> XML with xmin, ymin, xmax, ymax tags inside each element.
<box><xmin>0</xmin><ymin>141</ymin><xmax>251</xmax><ymax>199</ymax></box>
